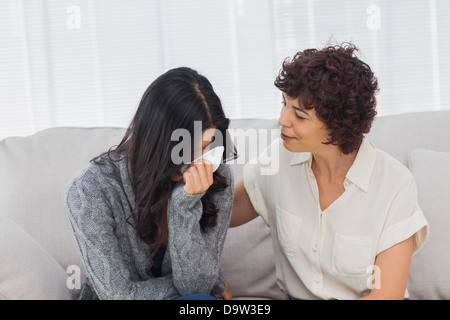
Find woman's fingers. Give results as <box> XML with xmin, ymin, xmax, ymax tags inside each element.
<box><xmin>183</xmin><ymin>160</ymin><xmax>214</xmax><ymax>195</ymax></box>
<box><xmin>221</xmin><ymin>279</ymin><xmax>233</xmax><ymax>300</ymax></box>
<box><xmin>204</xmin><ymin>159</ymin><xmax>214</xmax><ymax>186</ymax></box>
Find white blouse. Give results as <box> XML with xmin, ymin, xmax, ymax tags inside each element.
<box><xmin>243</xmin><ymin>137</ymin><xmax>428</xmax><ymax>300</ymax></box>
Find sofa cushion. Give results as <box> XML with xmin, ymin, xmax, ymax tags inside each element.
<box><xmin>0</xmin><ymin>215</ymin><xmax>74</xmax><ymax>300</ymax></box>
<box><xmin>0</xmin><ymin>127</ymin><xmax>125</xmax><ymax>281</ymax></box>
<box><xmin>407</xmin><ymin>149</ymin><xmax>450</xmax><ymax>299</ymax></box>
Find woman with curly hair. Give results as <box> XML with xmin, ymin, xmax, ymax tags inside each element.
<box><xmin>231</xmin><ymin>43</ymin><xmax>428</xmax><ymax>300</ymax></box>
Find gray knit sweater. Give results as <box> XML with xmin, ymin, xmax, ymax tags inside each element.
<box><xmin>65</xmin><ymin>152</ymin><xmax>233</xmax><ymax>300</ymax></box>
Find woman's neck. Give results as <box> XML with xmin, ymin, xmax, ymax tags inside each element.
<box><xmin>311</xmin><ymin>145</ymin><xmax>358</xmax><ymax>183</ymax></box>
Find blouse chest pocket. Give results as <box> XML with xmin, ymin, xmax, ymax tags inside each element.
<box><xmin>332</xmin><ymin>233</ymin><xmax>374</xmax><ymax>277</ymax></box>
<box><xmin>275</xmin><ymin>206</ymin><xmax>303</xmax><ymax>257</ymax></box>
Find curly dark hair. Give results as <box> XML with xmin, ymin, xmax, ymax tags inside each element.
<box><xmin>274</xmin><ymin>42</ymin><xmax>379</xmax><ymax>154</ymax></box>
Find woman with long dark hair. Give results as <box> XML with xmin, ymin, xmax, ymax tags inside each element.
<box><xmin>66</xmin><ymin>67</ymin><xmax>236</xmax><ymax>300</ymax></box>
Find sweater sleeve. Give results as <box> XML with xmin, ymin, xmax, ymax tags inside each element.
<box><xmin>65</xmin><ymin>167</ymin><xmax>179</xmax><ymax>300</ymax></box>
<box><xmin>167</xmin><ymin>164</ymin><xmax>234</xmax><ymax>297</ymax></box>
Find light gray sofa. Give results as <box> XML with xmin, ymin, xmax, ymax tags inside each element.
<box><xmin>1</xmin><ymin>111</ymin><xmax>449</xmax><ymax>300</ymax></box>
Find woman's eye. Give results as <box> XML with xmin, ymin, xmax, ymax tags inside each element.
<box><xmin>295</xmin><ymin>114</ymin><xmax>306</xmax><ymax>120</ymax></box>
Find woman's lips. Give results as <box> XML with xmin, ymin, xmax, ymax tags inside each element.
<box><xmin>281</xmin><ymin>133</ymin><xmax>296</xmax><ymax>141</ymax></box>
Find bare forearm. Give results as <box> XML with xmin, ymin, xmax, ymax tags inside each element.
<box><xmin>358</xmin><ymin>237</ymin><xmax>414</xmax><ymax>300</ymax></box>
<box><xmin>230</xmin><ymin>180</ymin><xmax>259</xmax><ymax>227</ymax></box>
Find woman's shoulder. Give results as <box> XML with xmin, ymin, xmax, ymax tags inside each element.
<box><xmin>65</xmin><ymin>151</ymin><xmax>134</xmax><ymax>225</ymax></box>
<box><xmin>66</xmin><ymin>150</ymin><xmax>130</xmax><ymax>197</ymax></box>
<box><xmin>372</xmin><ymin>145</ymin><xmax>416</xmax><ymax>187</ymax></box>
<box><xmin>69</xmin><ymin>157</ymin><xmax>117</xmax><ymax>186</ymax></box>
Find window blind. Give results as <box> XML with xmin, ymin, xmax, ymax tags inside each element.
<box><xmin>1</xmin><ymin>0</ymin><xmax>449</xmax><ymax>140</ymax></box>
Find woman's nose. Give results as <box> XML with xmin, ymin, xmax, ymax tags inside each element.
<box><xmin>278</xmin><ymin>105</ymin><xmax>291</xmax><ymax>128</ymax></box>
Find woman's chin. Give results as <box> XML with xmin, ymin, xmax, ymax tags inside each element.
<box><xmin>282</xmin><ymin>141</ymin><xmax>311</xmax><ymax>154</ymax></box>
<box><xmin>282</xmin><ymin>140</ymin><xmax>299</xmax><ymax>152</ymax></box>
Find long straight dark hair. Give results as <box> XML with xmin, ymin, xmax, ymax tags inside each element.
<box><xmin>93</xmin><ymin>67</ymin><xmax>234</xmax><ymax>258</ymax></box>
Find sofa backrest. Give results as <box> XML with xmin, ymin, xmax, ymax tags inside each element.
<box><xmin>367</xmin><ymin>111</ymin><xmax>450</xmax><ymax>165</ymax></box>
